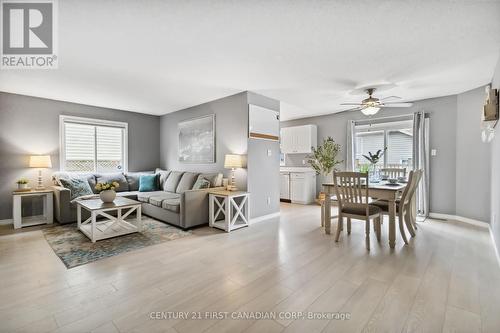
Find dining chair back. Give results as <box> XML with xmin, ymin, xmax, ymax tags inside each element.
<box><xmin>381</xmin><ymin>168</ymin><xmax>406</xmax><ymax>179</ymax></box>
<box><xmin>406</xmin><ymin>169</ymin><xmax>422</xmax><ymax>231</ymax></box>
<box><xmin>333</xmin><ymin>171</ymin><xmax>368</xmax><ymax>207</ymax></box>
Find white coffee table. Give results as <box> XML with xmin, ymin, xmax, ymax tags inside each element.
<box><xmin>76</xmin><ymin>197</ymin><xmax>142</xmax><ymax>242</ymax></box>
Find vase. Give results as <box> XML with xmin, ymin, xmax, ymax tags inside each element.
<box><xmin>100</xmin><ymin>190</ymin><xmax>116</xmax><ymax>203</ymax></box>
<box><xmin>17</xmin><ymin>184</ymin><xmax>28</xmax><ymax>190</ymax></box>
<box><xmin>368</xmin><ymin>164</ymin><xmax>380</xmax><ymax>183</ymax></box>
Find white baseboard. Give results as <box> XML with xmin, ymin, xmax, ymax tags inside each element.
<box><xmin>249</xmin><ymin>212</ymin><xmax>280</xmax><ymax>225</ymax></box>
<box><xmin>488</xmin><ymin>225</ymin><xmax>500</xmax><ymax>269</ymax></box>
<box><xmin>429</xmin><ymin>212</ymin><xmax>489</xmax><ymax>229</ymax></box>
<box><xmin>0</xmin><ymin>219</ymin><xmax>13</xmax><ymax>225</ymax></box>
<box><xmin>429</xmin><ymin>212</ymin><xmax>500</xmax><ymax>268</ymax></box>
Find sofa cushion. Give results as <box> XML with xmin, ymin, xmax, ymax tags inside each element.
<box><xmin>59</xmin><ymin>178</ymin><xmax>94</xmax><ymax>201</ymax></box>
<box><xmin>196</xmin><ymin>173</ymin><xmax>223</xmax><ymax>187</ymax></box>
<box><xmin>164</xmin><ymin>171</ymin><xmax>184</xmax><ymax>192</ymax></box>
<box><xmin>192</xmin><ymin>177</ymin><xmax>211</xmax><ymax>190</ymax></box>
<box><xmin>137</xmin><ymin>191</ymin><xmax>163</xmax><ymax>203</ymax></box>
<box><xmin>162</xmin><ymin>198</ymin><xmax>181</xmax><ymax>213</ymax></box>
<box><xmin>139</xmin><ymin>174</ymin><xmax>158</xmax><ymax>192</ymax></box>
<box><xmin>96</xmin><ymin>173</ymin><xmax>129</xmax><ymax>192</ymax></box>
<box><xmin>176</xmin><ymin>172</ymin><xmax>199</xmax><ymax>193</ymax></box>
<box><xmin>148</xmin><ymin>193</ymin><xmax>180</xmax><ymax>207</ymax></box>
<box><xmin>53</xmin><ymin>172</ymin><xmax>99</xmax><ymax>193</ymax></box>
<box><xmin>125</xmin><ymin>171</ymin><xmax>154</xmax><ymax>191</ymax></box>
<box><xmin>155</xmin><ymin>168</ymin><xmax>171</xmax><ymax>188</ymax></box>
<box><xmin>116</xmin><ymin>191</ymin><xmax>139</xmax><ymax>200</ymax></box>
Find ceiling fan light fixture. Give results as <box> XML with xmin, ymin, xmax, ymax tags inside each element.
<box><xmin>361</xmin><ymin>106</ymin><xmax>381</xmax><ymax>116</ymax></box>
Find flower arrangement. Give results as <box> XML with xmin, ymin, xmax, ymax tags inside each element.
<box><xmin>362</xmin><ymin>148</ymin><xmax>387</xmax><ymax>165</ymax></box>
<box><xmin>95</xmin><ymin>181</ymin><xmax>120</xmax><ymax>193</ymax></box>
<box><xmin>16</xmin><ymin>178</ymin><xmax>29</xmax><ymax>185</ymax></box>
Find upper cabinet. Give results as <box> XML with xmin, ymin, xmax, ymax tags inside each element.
<box><xmin>280</xmin><ymin>125</ymin><xmax>317</xmax><ymax>154</ymax></box>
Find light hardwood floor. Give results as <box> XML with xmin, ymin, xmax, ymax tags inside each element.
<box><xmin>1</xmin><ymin>203</ymin><xmax>500</xmax><ymax>333</ymax></box>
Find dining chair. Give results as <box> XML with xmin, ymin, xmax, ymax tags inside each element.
<box><xmin>380</xmin><ymin>168</ymin><xmax>406</xmax><ymax>179</ymax></box>
<box><xmin>370</xmin><ymin>170</ymin><xmax>418</xmax><ymax>244</ymax></box>
<box><xmin>333</xmin><ymin>171</ymin><xmax>382</xmax><ymax>251</ymax></box>
<box><xmin>406</xmin><ymin>169</ymin><xmax>422</xmax><ymax>233</ymax></box>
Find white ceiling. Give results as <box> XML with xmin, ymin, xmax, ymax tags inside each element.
<box><xmin>1</xmin><ymin>0</ymin><xmax>500</xmax><ymax>120</ymax></box>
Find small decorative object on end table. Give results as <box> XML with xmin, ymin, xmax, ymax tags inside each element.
<box><xmin>224</xmin><ymin>154</ymin><xmax>244</xmax><ymax>191</ymax></box>
<box><xmin>95</xmin><ymin>181</ymin><xmax>120</xmax><ymax>203</ymax></box>
<box><xmin>13</xmin><ymin>189</ymin><xmax>53</xmax><ymax>229</ymax></box>
<box><xmin>76</xmin><ymin>197</ymin><xmax>142</xmax><ymax>243</ymax></box>
<box><xmin>15</xmin><ymin>178</ymin><xmax>30</xmax><ymax>191</ymax></box>
<box><xmin>29</xmin><ymin>155</ymin><xmax>52</xmax><ymax>190</ymax></box>
<box><xmin>209</xmin><ymin>190</ymin><xmax>249</xmax><ymax>232</ymax></box>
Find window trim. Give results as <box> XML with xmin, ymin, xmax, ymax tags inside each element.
<box><xmin>59</xmin><ymin>115</ymin><xmax>128</xmax><ymax>173</ymax></box>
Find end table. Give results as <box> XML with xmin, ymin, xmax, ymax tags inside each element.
<box><xmin>12</xmin><ymin>189</ymin><xmax>53</xmax><ymax>229</ymax></box>
<box><xmin>208</xmin><ymin>190</ymin><xmax>249</xmax><ymax>232</ymax></box>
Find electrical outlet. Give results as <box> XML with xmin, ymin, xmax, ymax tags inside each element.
<box><xmin>267</xmin><ymin>197</ymin><xmax>271</xmax><ymax>205</ymax></box>
<box><xmin>267</xmin><ymin>149</ymin><xmax>272</xmax><ymax>156</ymax></box>
<box><xmin>431</xmin><ymin>149</ymin><xmax>437</xmax><ymax>156</ymax></box>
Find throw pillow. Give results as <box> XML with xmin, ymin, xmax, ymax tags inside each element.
<box><xmin>192</xmin><ymin>177</ymin><xmax>211</xmax><ymax>190</ymax></box>
<box><xmin>139</xmin><ymin>174</ymin><xmax>158</xmax><ymax>192</ymax></box>
<box><xmin>59</xmin><ymin>178</ymin><xmax>93</xmax><ymax>200</ymax></box>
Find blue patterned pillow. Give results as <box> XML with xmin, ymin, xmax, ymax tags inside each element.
<box><xmin>59</xmin><ymin>178</ymin><xmax>93</xmax><ymax>200</ymax></box>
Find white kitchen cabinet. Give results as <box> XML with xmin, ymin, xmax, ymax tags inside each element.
<box><xmin>280</xmin><ymin>125</ymin><xmax>317</xmax><ymax>154</ymax></box>
<box><xmin>290</xmin><ymin>172</ymin><xmax>316</xmax><ymax>204</ymax></box>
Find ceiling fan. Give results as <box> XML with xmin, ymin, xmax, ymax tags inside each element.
<box><xmin>341</xmin><ymin>88</ymin><xmax>413</xmax><ymax>116</ymax></box>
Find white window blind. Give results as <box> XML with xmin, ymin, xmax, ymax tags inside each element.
<box><xmin>60</xmin><ymin>116</ymin><xmax>128</xmax><ymax>173</ymax></box>
<box><xmin>353</xmin><ymin>119</ymin><xmax>413</xmax><ymax>170</ymax></box>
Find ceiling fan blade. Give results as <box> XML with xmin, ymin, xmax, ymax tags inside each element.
<box><xmin>340</xmin><ymin>103</ymin><xmax>363</xmax><ymax>106</ymax></box>
<box><xmin>382</xmin><ymin>102</ymin><xmax>413</xmax><ymax>108</ymax></box>
<box><xmin>338</xmin><ymin>107</ymin><xmax>361</xmax><ymax>113</ymax></box>
<box><xmin>380</xmin><ymin>95</ymin><xmax>402</xmax><ymax>101</ymax></box>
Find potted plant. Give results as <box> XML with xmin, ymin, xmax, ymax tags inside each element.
<box><xmin>95</xmin><ymin>181</ymin><xmax>120</xmax><ymax>203</ymax></box>
<box><xmin>16</xmin><ymin>178</ymin><xmax>29</xmax><ymax>190</ymax></box>
<box><xmin>307</xmin><ymin>136</ymin><xmax>343</xmax><ymax>183</ymax></box>
<box><xmin>362</xmin><ymin>147</ymin><xmax>387</xmax><ymax>181</ymax></box>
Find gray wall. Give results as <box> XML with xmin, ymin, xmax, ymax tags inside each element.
<box><xmin>456</xmin><ymin>86</ymin><xmax>491</xmax><ymax>222</ymax></box>
<box><xmin>0</xmin><ymin>92</ymin><xmax>160</xmax><ymax>221</ymax></box>
<box><xmin>490</xmin><ymin>55</ymin><xmax>500</xmax><ymax>259</ymax></box>
<box><xmin>159</xmin><ymin>92</ymin><xmax>249</xmax><ymax>191</ymax></box>
<box><xmin>159</xmin><ymin>91</ymin><xmax>281</xmax><ymax>219</ymax></box>
<box><xmin>282</xmin><ymin>95</ymin><xmax>459</xmax><ymax>216</ymax></box>
<box><xmin>247</xmin><ymin>92</ymin><xmax>281</xmax><ymax>219</ymax></box>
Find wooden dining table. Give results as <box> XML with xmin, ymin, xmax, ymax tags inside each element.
<box><xmin>322</xmin><ymin>181</ymin><xmax>407</xmax><ymax>248</ymax></box>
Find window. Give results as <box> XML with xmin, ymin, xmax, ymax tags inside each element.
<box><xmin>60</xmin><ymin>116</ymin><xmax>128</xmax><ymax>173</ymax></box>
<box><xmin>354</xmin><ymin>119</ymin><xmax>413</xmax><ymax>171</ymax></box>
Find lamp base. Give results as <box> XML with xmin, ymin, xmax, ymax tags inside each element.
<box><xmin>226</xmin><ymin>185</ymin><xmax>238</xmax><ymax>191</ymax></box>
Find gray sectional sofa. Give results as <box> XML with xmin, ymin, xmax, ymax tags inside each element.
<box><xmin>51</xmin><ymin>169</ymin><xmax>224</xmax><ymax>229</ymax></box>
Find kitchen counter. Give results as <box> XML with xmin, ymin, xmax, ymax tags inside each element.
<box><xmin>280</xmin><ymin>166</ymin><xmax>316</xmax><ymax>173</ymax></box>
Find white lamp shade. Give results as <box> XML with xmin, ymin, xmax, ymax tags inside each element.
<box><xmin>224</xmin><ymin>154</ymin><xmax>243</xmax><ymax>169</ymax></box>
<box><xmin>361</xmin><ymin>106</ymin><xmax>381</xmax><ymax>116</ymax></box>
<box><xmin>29</xmin><ymin>155</ymin><xmax>52</xmax><ymax>168</ymax></box>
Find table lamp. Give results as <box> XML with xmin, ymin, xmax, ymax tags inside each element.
<box><xmin>224</xmin><ymin>154</ymin><xmax>243</xmax><ymax>191</ymax></box>
<box><xmin>29</xmin><ymin>155</ymin><xmax>52</xmax><ymax>190</ymax></box>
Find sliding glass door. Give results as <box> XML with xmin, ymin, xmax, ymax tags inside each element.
<box><xmin>354</xmin><ymin>119</ymin><xmax>413</xmax><ymax>171</ymax></box>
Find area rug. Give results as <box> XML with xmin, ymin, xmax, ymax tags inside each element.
<box><xmin>42</xmin><ymin>217</ymin><xmax>191</xmax><ymax>268</ymax></box>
